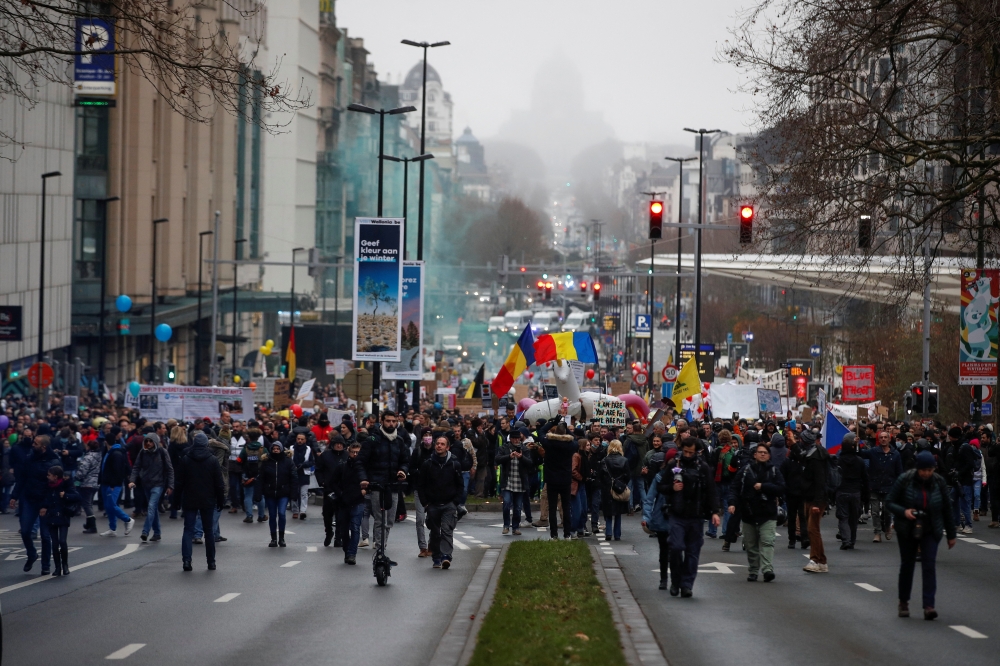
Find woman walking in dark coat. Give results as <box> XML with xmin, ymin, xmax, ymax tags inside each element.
<box><xmin>601</xmin><ymin>440</ymin><xmax>632</xmax><ymax>541</ymax></box>
<box><xmin>255</xmin><ymin>441</ymin><xmax>296</xmax><ymax>547</ymax></box>
<box><xmin>40</xmin><ymin>465</ymin><xmax>81</xmax><ymax>576</ymax></box>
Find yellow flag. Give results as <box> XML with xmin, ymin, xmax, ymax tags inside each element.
<box><xmin>670</xmin><ymin>357</ymin><xmax>702</xmax><ymax>405</ymax></box>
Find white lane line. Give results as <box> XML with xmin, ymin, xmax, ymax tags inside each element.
<box><xmin>214</xmin><ymin>593</ymin><xmax>241</xmax><ymax>603</ymax></box>
<box><xmin>106</xmin><ymin>643</ymin><xmax>146</xmax><ymax>659</ymax></box>
<box><xmin>959</xmin><ymin>538</ymin><xmax>986</xmax><ymax>544</ymax></box>
<box><xmin>950</xmin><ymin>625</ymin><xmax>988</xmax><ymax>639</ymax></box>
<box><xmin>306</xmin><ymin>546</ymin><xmax>317</xmax><ymax>552</ymax></box>
<box><xmin>855</xmin><ymin>583</ymin><xmax>882</xmax><ymax>592</ymax></box>
<box><xmin>455</xmin><ymin>531</ymin><xmax>466</xmax><ymax>535</ymax></box>
<box><xmin>0</xmin><ymin>543</ymin><xmax>141</xmax><ymax>595</ymax></box>
<box><xmin>453</xmin><ymin>540</ymin><xmax>471</xmax><ymax>551</ymax></box>
<box><xmin>283</xmin><ymin>531</ymin><xmax>295</xmax><ymax>535</ymax></box>
<box><xmin>978</xmin><ymin>544</ymin><xmax>1000</xmax><ymax>550</ymax></box>
<box><xmin>280</xmin><ymin>561</ymin><xmax>301</xmax><ymax>567</ymax></box>
<box><xmin>466</xmin><ymin>539</ymin><xmax>483</xmax><ymax>544</ymax></box>
<box><xmin>479</xmin><ymin>544</ymin><xmax>491</xmax><ymax>549</ymax></box>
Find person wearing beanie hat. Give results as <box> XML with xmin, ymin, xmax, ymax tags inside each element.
<box><xmin>834</xmin><ymin>434</ymin><xmax>869</xmax><ymax>550</ymax></box>
<box><xmin>886</xmin><ymin>449</ymin><xmax>957</xmax><ymax>620</ymax></box>
<box><xmin>174</xmin><ymin>429</ymin><xmax>226</xmax><ymax>571</ymax></box>
<box><xmin>255</xmin><ymin>440</ymin><xmax>295</xmax><ymax>547</ymax></box>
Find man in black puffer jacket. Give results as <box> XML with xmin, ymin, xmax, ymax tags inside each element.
<box><xmin>538</xmin><ymin>417</ymin><xmax>577</xmax><ymax>540</ymax></box>
<box><xmin>315</xmin><ymin>434</ymin><xmax>348</xmax><ymax>547</ymax></box>
<box><xmin>418</xmin><ymin>435</ymin><xmax>465</xmax><ymax>568</ymax></box>
<box><xmin>835</xmin><ymin>434</ymin><xmax>870</xmax><ymax>550</ymax></box>
<box><xmin>175</xmin><ymin>432</ymin><xmax>225</xmax><ymax>572</ymax></box>
<box><xmin>358</xmin><ymin>411</ymin><xmax>410</xmax><ymax>556</ymax></box>
<box><xmin>11</xmin><ymin>434</ymin><xmax>60</xmax><ymax>574</ymax></box>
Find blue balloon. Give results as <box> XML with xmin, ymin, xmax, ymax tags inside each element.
<box><xmin>128</xmin><ymin>381</ymin><xmax>141</xmax><ymax>397</ymax></box>
<box><xmin>115</xmin><ymin>294</ymin><xmax>132</xmax><ymax>313</ymax></box>
<box><xmin>154</xmin><ymin>323</ymin><xmax>172</xmax><ymax>342</ymax></box>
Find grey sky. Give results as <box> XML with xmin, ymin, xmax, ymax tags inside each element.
<box><xmin>337</xmin><ymin>0</ymin><xmax>754</xmax><ymax>146</ymax></box>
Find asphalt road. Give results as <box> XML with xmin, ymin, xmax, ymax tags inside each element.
<box><xmin>0</xmin><ymin>506</ymin><xmax>517</xmax><ymax>665</ymax></box>
<box><xmin>616</xmin><ymin>510</ymin><xmax>1000</xmax><ymax>666</ymax></box>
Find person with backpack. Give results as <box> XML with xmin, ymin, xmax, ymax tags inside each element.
<box><xmin>886</xmin><ymin>451</ymin><xmax>957</xmax><ymax>620</ymax></box>
<box><xmin>623</xmin><ymin>421</ymin><xmax>649</xmax><ymax>513</ymax></box>
<box><xmin>236</xmin><ymin>428</ymin><xmax>268</xmax><ymax>524</ymax></box>
<box><xmin>39</xmin><ymin>465</ymin><xmax>80</xmax><ymax>576</ymax></box>
<box><xmin>801</xmin><ymin>432</ymin><xmax>831</xmax><ymax>573</ymax></box>
<box><xmin>642</xmin><ymin>447</ymin><xmax>677</xmax><ymax>590</ymax></box>
<box><xmin>731</xmin><ymin>442</ymin><xmax>786</xmax><ymax>582</ymax></box>
<box><xmin>834</xmin><ymin>434</ymin><xmax>869</xmax><ymax>550</ymax></box>
<box><xmin>600</xmin><ymin>440</ymin><xmax>632</xmax><ymax>541</ymax></box>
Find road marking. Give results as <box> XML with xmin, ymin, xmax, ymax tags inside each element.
<box><xmin>455</xmin><ymin>531</ymin><xmax>466</xmax><ymax>535</ymax></box>
<box><xmin>959</xmin><ymin>537</ymin><xmax>986</xmax><ymax>544</ymax></box>
<box><xmin>281</xmin><ymin>561</ymin><xmax>301</xmax><ymax>567</ymax></box>
<box><xmin>283</xmin><ymin>531</ymin><xmax>295</xmax><ymax>535</ymax></box>
<box><xmin>950</xmin><ymin>625</ymin><xmax>988</xmax><ymax>639</ymax></box>
<box><xmin>466</xmin><ymin>539</ymin><xmax>483</xmax><ymax>544</ymax></box>
<box><xmin>697</xmin><ymin>562</ymin><xmax>747</xmax><ymax>574</ymax></box>
<box><xmin>855</xmin><ymin>583</ymin><xmax>882</xmax><ymax>592</ymax></box>
<box><xmin>214</xmin><ymin>593</ymin><xmax>241</xmax><ymax>603</ymax></box>
<box><xmin>479</xmin><ymin>544</ymin><xmax>491</xmax><ymax>549</ymax></box>
<box><xmin>106</xmin><ymin>643</ymin><xmax>146</xmax><ymax>659</ymax></box>
<box><xmin>453</xmin><ymin>540</ymin><xmax>471</xmax><ymax>551</ymax></box>
<box><xmin>306</xmin><ymin>546</ymin><xmax>317</xmax><ymax>552</ymax></box>
<box><xmin>0</xmin><ymin>543</ymin><xmax>140</xmax><ymax>595</ymax></box>
<box><xmin>978</xmin><ymin>544</ymin><xmax>1000</xmax><ymax>550</ymax></box>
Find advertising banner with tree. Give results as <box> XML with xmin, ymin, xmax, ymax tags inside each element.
<box><xmin>352</xmin><ymin>218</ymin><xmax>404</xmax><ymax>362</ymax></box>
<box><xmin>384</xmin><ymin>261</ymin><xmax>424</xmax><ymax>380</ymax></box>
<box><xmin>960</xmin><ymin>269</ymin><xmax>999</xmax><ymax>385</ymax></box>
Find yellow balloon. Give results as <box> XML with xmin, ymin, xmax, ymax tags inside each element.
<box><xmin>233</xmin><ymin>375</ymin><xmax>241</xmax><ymax>383</ymax></box>
<box><xmin>259</xmin><ymin>345</ymin><xmax>270</xmax><ymax>356</ymax></box>
<box><xmin>265</xmin><ymin>339</ymin><xmax>275</xmax><ymax>349</ymax></box>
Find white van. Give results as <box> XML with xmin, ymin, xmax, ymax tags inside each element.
<box><xmin>503</xmin><ymin>310</ymin><xmax>533</xmax><ymax>332</ymax></box>
<box><xmin>531</xmin><ymin>311</ymin><xmax>560</xmax><ymax>333</ymax></box>
<box><xmin>487</xmin><ymin>316</ymin><xmax>505</xmax><ymax>332</ymax></box>
<box><xmin>562</xmin><ymin>311</ymin><xmax>595</xmax><ymax>332</ymax></box>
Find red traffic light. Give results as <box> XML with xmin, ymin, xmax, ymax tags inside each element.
<box><xmin>740</xmin><ymin>205</ymin><xmax>754</xmax><ymax>220</ymax></box>
<box><xmin>520</xmin><ymin>266</ymin><xmax>526</xmax><ymax>272</ymax></box>
<box><xmin>739</xmin><ymin>205</ymin><xmax>754</xmax><ymax>246</ymax></box>
<box><xmin>536</xmin><ymin>280</ymin><xmax>545</xmax><ymax>289</ymax></box>
<box><xmin>580</xmin><ymin>281</ymin><xmax>588</xmax><ymax>292</ymax></box>
<box><xmin>593</xmin><ymin>282</ymin><xmax>601</xmax><ymax>291</ymax></box>
<box><xmin>650</xmin><ymin>201</ymin><xmax>663</xmax><ymax>215</ymax></box>
<box><xmin>649</xmin><ymin>200</ymin><xmax>664</xmax><ymax>240</ymax></box>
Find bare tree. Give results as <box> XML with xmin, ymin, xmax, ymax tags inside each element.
<box><xmin>0</xmin><ymin>0</ymin><xmax>309</xmax><ymax>146</ymax></box>
<box><xmin>723</xmin><ymin>0</ymin><xmax>1000</xmax><ymax>295</ymax></box>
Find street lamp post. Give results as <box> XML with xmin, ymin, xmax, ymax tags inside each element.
<box><xmin>232</xmin><ymin>238</ymin><xmax>247</xmax><ymax>381</ymax></box>
<box><xmin>382</xmin><ymin>152</ymin><xmax>434</xmax><ymax>258</ymax></box>
<box><xmin>401</xmin><ymin>39</ymin><xmax>450</xmax><ymax>262</ymax></box>
<box><xmin>196</xmin><ymin>230</ymin><xmax>213</xmax><ymax>384</ymax></box>
<box><xmin>97</xmin><ymin>196</ymin><xmax>120</xmax><ymax>387</ymax></box>
<box><xmin>150</xmin><ymin>217</ymin><xmax>169</xmax><ymax>382</ymax></box>
<box><xmin>664</xmin><ymin>156</ymin><xmax>695</xmax><ymax>364</ymax></box>
<box><xmin>37</xmin><ymin>170</ymin><xmax>61</xmax><ymax>413</ymax></box>
<box><xmin>290</xmin><ymin>246</ymin><xmax>305</xmax><ymax>332</ymax></box>
<box><xmin>348</xmin><ymin>102</ymin><xmax>417</xmax><ymax>418</ymax></box>
<box><xmin>682</xmin><ymin>127</ymin><xmax>720</xmax><ymax>372</ymax></box>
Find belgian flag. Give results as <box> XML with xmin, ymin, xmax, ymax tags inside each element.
<box><xmin>464</xmin><ymin>364</ymin><xmax>486</xmax><ymax>399</ymax></box>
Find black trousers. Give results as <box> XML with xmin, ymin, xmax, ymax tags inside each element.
<box><xmin>836</xmin><ymin>492</ymin><xmax>861</xmax><ymax>546</ymax></box>
<box><xmin>322</xmin><ymin>494</ymin><xmax>340</xmax><ymax>539</ymax></box>
<box><xmin>547</xmin><ymin>483</ymin><xmax>572</xmax><ymax>538</ymax></box>
<box><xmin>787</xmin><ymin>495</ymin><xmax>807</xmax><ymax>544</ymax></box>
<box><xmin>724</xmin><ymin>506</ymin><xmax>741</xmax><ymax>543</ymax></box>
<box><xmin>656</xmin><ymin>531</ymin><xmax>671</xmax><ymax>582</ymax></box>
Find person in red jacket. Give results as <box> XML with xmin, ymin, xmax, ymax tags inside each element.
<box><xmin>311</xmin><ymin>414</ymin><xmax>333</xmax><ymax>444</ymax></box>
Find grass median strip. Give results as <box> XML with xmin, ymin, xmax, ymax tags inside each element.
<box><xmin>470</xmin><ymin>540</ymin><xmax>626</xmax><ymax>666</ymax></box>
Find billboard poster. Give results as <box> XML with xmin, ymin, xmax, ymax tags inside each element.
<box><xmin>960</xmin><ymin>269</ymin><xmax>999</xmax><ymax>385</ymax></box>
<box><xmin>74</xmin><ymin>18</ymin><xmax>116</xmax><ymax>95</ymax></box>
<box><xmin>352</xmin><ymin>218</ymin><xmax>404</xmax><ymax>362</ymax></box>
<box><xmin>384</xmin><ymin>261</ymin><xmax>424</xmax><ymax>379</ymax></box>
<box><xmin>0</xmin><ymin>305</ymin><xmax>23</xmax><ymax>341</ymax></box>
<box><xmin>124</xmin><ymin>385</ymin><xmax>254</xmax><ymax>421</ymax></box>
<box><xmin>842</xmin><ymin>365</ymin><xmax>876</xmax><ymax>401</ymax></box>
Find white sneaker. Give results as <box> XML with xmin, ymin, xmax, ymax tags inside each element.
<box><xmin>963</xmin><ymin>525</ymin><xmax>973</xmax><ymax>535</ymax></box>
<box><xmin>803</xmin><ymin>560</ymin><xmax>820</xmax><ymax>573</ymax></box>
<box><xmin>816</xmin><ymin>563</ymin><xmax>829</xmax><ymax>573</ymax></box>
<box><xmin>100</xmin><ymin>529</ymin><xmax>118</xmax><ymax>537</ymax></box>
<box><xmin>359</xmin><ymin>539</ymin><xmax>369</xmax><ymax>548</ymax></box>
<box><xmin>124</xmin><ymin>519</ymin><xmax>134</xmax><ymax>536</ymax></box>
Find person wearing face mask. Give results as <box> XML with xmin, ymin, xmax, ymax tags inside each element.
<box><xmin>255</xmin><ymin>441</ymin><xmax>296</xmax><ymax>547</ymax></box>
<box><xmin>357</xmin><ymin>411</ymin><xmax>409</xmax><ymax>561</ymax></box>
<box><xmin>315</xmin><ymin>434</ymin><xmax>347</xmax><ymax>546</ymax></box>
<box><xmin>409</xmin><ymin>431</ymin><xmax>436</xmax><ymax>556</ymax></box>
<box><xmin>332</xmin><ymin>442</ymin><xmax>368</xmax><ymax>564</ymax></box>
<box><xmin>418</xmin><ymin>435</ymin><xmax>465</xmax><ymax>569</ymax></box>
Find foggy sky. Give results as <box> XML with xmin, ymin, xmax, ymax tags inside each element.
<box><xmin>337</xmin><ymin>0</ymin><xmax>754</xmax><ymax>147</ymax></box>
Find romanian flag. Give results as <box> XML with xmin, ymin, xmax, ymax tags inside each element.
<box><xmin>492</xmin><ymin>324</ymin><xmax>536</xmax><ymax>398</ymax></box>
<box><xmin>533</xmin><ymin>332</ymin><xmax>598</xmax><ymax>364</ymax></box>
<box><xmin>464</xmin><ymin>364</ymin><xmax>486</xmax><ymax>399</ymax></box>
<box><xmin>286</xmin><ymin>327</ymin><xmax>297</xmax><ymax>381</ymax></box>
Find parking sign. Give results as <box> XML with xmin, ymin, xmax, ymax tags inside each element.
<box><xmin>635</xmin><ymin>314</ymin><xmax>651</xmax><ymax>339</ymax></box>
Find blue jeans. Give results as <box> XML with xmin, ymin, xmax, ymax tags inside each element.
<box><xmin>461</xmin><ymin>471</ymin><xmax>471</xmax><ymax>505</ymax></box>
<box><xmin>607</xmin><ymin>512</ymin><xmax>622</xmax><ymax>539</ymax></box>
<box><xmin>501</xmin><ymin>489</ymin><xmax>527</xmax><ymax>529</ymax></box>
<box><xmin>339</xmin><ymin>502</ymin><xmax>364</xmax><ymax>556</ymax></box>
<box><xmin>265</xmin><ymin>496</ymin><xmax>289</xmax><ymax>536</ymax></box>
<box><xmin>974</xmin><ymin>482</ymin><xmax>982</xmax><ymax>511</ymax></box>
<box><xmin>898</xmin><ymin>534</ymin><xmax>939</xmax><ymax>609</ymax></box>
<box><xmin>571</xmin><ymin>487</ymin><xmax>588</xmax><ymax>533</ymax></box>
<box><xmin>669</xmin><ymin>517</ymin><xmax>705</xmax><ymax>590</ymax></box>
<box><xmin>101</xmin><ymin>485</ymin><xmax>131</xmax><ymax>531</ymax></box>
<box><xmin>194</xmin><ymin>508</ymin><xmax>221</xmax><ymax>540</ymax></box>
<box><xmin>631</xmin><ymin>476</ymin><xmax>646</xmax><ymax>509</ymax></box>
<box><xmin>142</xmin><ymin>486</ymin><xmax>164</xmax><ymax>536</ymax></box>
<box><xmin>960</xmin><ymin>485</ymin><xmax>973</xmax><ymax>526</ymax></box>
<box><xmin>19</xmin><ymin>498</ymin><xmax>51</xmax><ymax>567</ymax></box>
<box><xmin>244</xmin><ymin>486</ymin><xmax>266</xmax><ymax>519</ymax></box>
<box><xmin>182</xmin><ymin>507</ymin><xmax>217</xmax><ymax>564</ymax></box>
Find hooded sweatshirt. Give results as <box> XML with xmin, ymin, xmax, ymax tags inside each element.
<box><xmin>769</xmin><ymin>433</ymin><xmax>788</xmax><ymax>468</ymax></box>
<box><xmin>175</xmin><ymin>434</ymin><xmax>225</xmax><ymax>510</ymax></box>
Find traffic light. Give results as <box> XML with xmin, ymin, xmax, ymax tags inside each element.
<box><xmin>544</xmin><ymin>281</ymin><xmax>553</xmax><ymax>300</ymax></box>
<box><xmin>859</xmin><ymin>214</ymin><xmax>872</xmax><ymax>249</ymax></box>
<box><xmin>536</xmin><ymin>280</ymin><xmax>545</xmax><ymax>298</ymax></box>
<box><xmin>926</xmin><ymin>383</ymin><xmax>939</xmax><ymax>414</ymax></box>
<box><xmin>592</xmin><ymin>281</ymin><xmax>601</xmax><ymax>301</ymax></box>
<box><xmin>580</xmin><ymin>281</ymin><xmax>588</xmax><ymax>292</ymax></box>
<box><xmin>739</xmin><ymin>205</ymin><xmax>754</xmax><ymax>246</ymax></box>
<box><xmin>909</xmin><ymin>382</ymin><xmax>925</xmax><ymax>414</ymax></box>
<box><xmin>167</xmin><ymin>364</ymin><xmax>177</xmax><ymax>382</ymax></box>
<box><xmin>904</xmin><ymin>390</ymin><xmax>914</xmax><ymax>415</ymax></box>
<box><xmin>649</xmin><ymin>200</ymin><xmax>664</xmax><ymax>239</ymax></box>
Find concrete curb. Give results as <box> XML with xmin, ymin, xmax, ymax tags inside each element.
<box><xmin>430</xmin><ymin>544</ymin><xmax>508</xmax><ymax>666</ymax></box>
<box><xmin>590</xmin><ymin>544</ymin><xmax>670</xmax><ymax>666</ymax></box>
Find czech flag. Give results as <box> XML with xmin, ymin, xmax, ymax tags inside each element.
<box><xmin>821</xmin><ymin>408</ymin><xmax>850</xmax><ymax>454</ymax></box>
<box><xmin>492</xmin><ymin>324</ymin><xmax>536</xmax><ymax>398</ymax></box>
<box><xmin>533</xmin><ymin>332</ymin><xmax>598</xmax><ymax>364</ymax></box>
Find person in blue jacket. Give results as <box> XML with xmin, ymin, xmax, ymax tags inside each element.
<box><xmin>40</xmin><ymin>465</ymin><xmax>80</xmax><ymax>576</ymax></box>
<box><xmin>643</xmin><ymin>448</ymin><xmax>677</xmax><ymax>590</ymax></box>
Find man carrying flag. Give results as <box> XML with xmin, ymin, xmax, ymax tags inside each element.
<box><xmin>492</xmin><ymin>325</ymin><xmax>536</xmax><ymax>399</ymax></box>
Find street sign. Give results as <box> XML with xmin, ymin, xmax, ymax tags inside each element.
<box><xmin>341</xmin><ymin>368</ymin><xmax>373</xmax><ymax>402</ymax></box>
<box><xmin>635</xmin><ymin>314</ymin><xmax>651</xmax><ymax>339</ymax></box>
<box><xmin>28</xmin><ymin>362</ymin><xmax>54</xmax><ymax>389</ymax></box>
<box><xmin>970</xmin><ymin>385</ymin><xmax>995</xmax><ymax>402</ymax></box>
<box><xmin>809</xmin><ymin>345</ymin><xmax>821</xmax><ymax>358</ymax></box>
<box><xmin>972</xmin><ymin>402</ymin><xmax>993</xmax><ymax>417</ymax></box>
<box><xmin>744</xmin><ymin>331</ymin><xmax>754</xmax><ymax>342</ymax></box>
<box><xmin>634</xmin><ymin>371</ymin><xmax>648</xmax><ymax>386</ymax></box>
<box><xmin>662</xmin><ymin>364</ymin><xmax>679</xmax><ymax>382</ymax></box>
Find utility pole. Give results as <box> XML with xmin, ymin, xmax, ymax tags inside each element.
<box><xmin>209</xmin><ymin>210</ymin><xmax>221</xmax><ymax>386</ymax></box>
<box><xmin>665</xmin><ymin>156</ymin><xmax>696</xmax><ymax>365</ymax></box>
